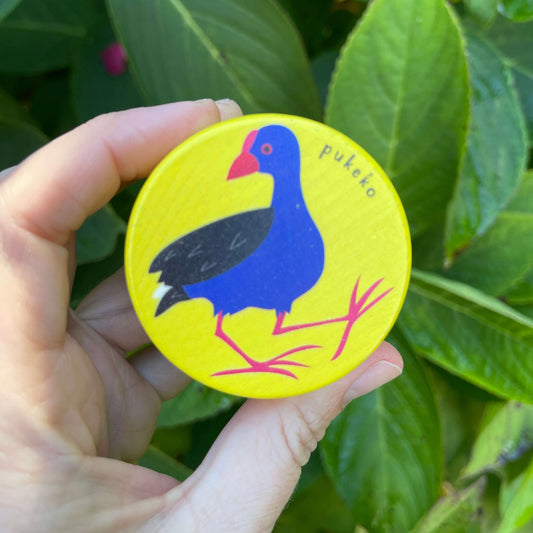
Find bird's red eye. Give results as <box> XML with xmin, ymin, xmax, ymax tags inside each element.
<box><xmin>261</xmin><ymin>143</ymin><xmax>272</xmax><ymax>155</ymax></box>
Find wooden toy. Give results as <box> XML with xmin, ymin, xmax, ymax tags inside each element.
<box><xmin>125</xmin><ymin>114</ymin><xmax>411</xmax><ymax>398</ymax></box>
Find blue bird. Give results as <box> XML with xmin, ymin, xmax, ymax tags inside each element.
<box><xmin>150</xmin><ymin>125</ymin><xmax>392</xmax><ymax>378</ymax></box>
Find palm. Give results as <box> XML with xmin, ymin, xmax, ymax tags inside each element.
<box><xmin>64</xmin><ymin>307</ymin><xmax>161</xmax><ymax>460</ymax></box>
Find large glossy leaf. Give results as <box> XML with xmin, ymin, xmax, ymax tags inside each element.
<box><xmin>445</xmin><ymin>172</ymin><xmax>533</xmax><ymax>295</ymax></box>
<box><xmin>72</xmin><ymin>20</ymin><xmax>144</xmax><ymax>122</ymax></box>
<box><xmin>411</xmin><ymin>477</ymin><xmax>486</xmax><ymax>533</ymax></box>
<box><xmin>513</xmin><ymin>68</ymin><xmax>533</xmax><ymax>141</ymax></box>
<box><xmin>274</xmin><ymin>475</ymin><xmax>355</xmax><ymax>533</ymax></box>
<box><xmin>475</xmin><ymin>16</ymin><xmax>533</xmax><ymax>141</ymax></box>
<box><xmin>30</xmin><ymin>75</ymin><xmax>77</xmax><ymax>138</ymax></box>
<box><xmin>0</xmin><ymin>0</ymin><xmax>96</xmax><ymax>74</ymax></box>
<box><xmin>498</xmin><ymin>458</ymin><xmax>533</xmax><ymax>532</ymax></box>
<box><xmin>0</xmin><ymin>89</ymin><xmax>47</xmax><ymax>169</ymax></box>
<box><xmin>75</xmin><ymin>204</ymin><xmax>126</xmax><ymax>265</ymax></box>
<box><xmin>107</xmin><ymin>0</ymin><xmax>321</xmax><ymax>117</ymax></box>
<box><xmin>71</xmin><ymin>235</ymin><xmax>125</xmax><ymax>309</ymax></box>
<box><xmin>157</xmin><ymin>381</ymin><xmax>241</xmax><ymax>428</ymax></box>
<box><xmin>465</xmin><ymin>0</ymin><xmax>499</xmax><ymax>24</ymax></box>
<box><xmin>426</xmin><ymin>366</ymin><xmax>487</xmax><ymax>481</ymax></box>
<box><xmin>0</xmin><ymin>87</ymin><xmax>35</xmax><ymax>124</ymax></box>
<box><xmin>276</xmin><ymin>0</ymin><xmax>360</xmax><ymax>59</ymax></box>
<box><xmin>0</xmin><ymin>122</ymin><xmax>47</xmax><ymax>168</ymax></box>
<box><xmin>481</xmin><ymin>16</ymin><xmax>533</xmax><ymax>75</ymax></box>
<box><xmin>0</xmin><ymin>0</ymin><xmax>21</xmax><ymax>23</ymax></box>
<box><xmin>506</xmin><ymin>270</ymin><xmax>533</xmax><ymax>305</ymax></box>
<box><xmin>138</xmin><ymin>445</ymin><xmax>192</xmax><ymax>482</ymax></box>
<box><xmin>326</xmin><ymin>0</ymin><xmax>469</xmax><ymax>237</ymax></box>
<box><xmin>320</xmin><ymin>331</ymin><xmax>442</xmax><ymax>533</ymax></box>
<box><xmin>398</xmin><ymin>270</ymin><xmax>533</xmax><ymax>403</ymax></box>
<box><xmin>445</xmin><ymin>35</ymin><xmax>527</xmax><ymax>259</ymax></box>
<box><xmin>462</xmin><ymin>402</ymin><xmax>533</xmax><ymax>479</ymax></box>
<box><xmin>499</xmin><ymin>0</ymin><xmax>533</xmax><ymax>21</ymax></box>
<box><xmin>311</xmin><ymin>50</ymin><xmax>338</xmax><ymax>109</ymax></box>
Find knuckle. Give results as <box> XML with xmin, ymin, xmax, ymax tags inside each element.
<box><xmin>278</xmin><ymin>403</ymin><xmax>326</xmax><ymax>468</ymax></box>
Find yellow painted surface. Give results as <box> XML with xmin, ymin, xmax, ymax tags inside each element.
<box><xmin>125</xmin><ymin>114</ymin><xmax>411</xmax><ymax>398</ymax></box>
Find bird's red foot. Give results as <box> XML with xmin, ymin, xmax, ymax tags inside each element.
<box><xmin>211</xmin><ymin>344</ymin><xmax>320</xmax><ymax>379</ymax></box>
<box><xmin>331</xmin><ymin>277</ymin><xmax>393</xmax><ymax>360</ymax></box>
<box><xmin>212</xmin><ymin>312</ymin><xmax>319</xmax><ymax>379</ymax></box>
<box><xmin>273</xmin><ymin>277</ymin><xmax>393</xmax><ymax>361</ymax></box>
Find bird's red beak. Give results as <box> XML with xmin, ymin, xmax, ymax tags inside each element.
<box><xmin>227</xmin><ymin>130</ymin><xmax>259</xmax><ymax>180</ymax></box>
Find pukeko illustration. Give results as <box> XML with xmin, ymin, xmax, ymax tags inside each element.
<box><xmin>149</xmin><ymin>125</ymin><xmax>392</xmax><ymax>378</ymax></box>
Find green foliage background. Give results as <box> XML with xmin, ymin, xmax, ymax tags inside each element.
<box><xmin>1</xmin><ymin>0</ymin><xmax>532</xmax><ymax>531</ymax></box>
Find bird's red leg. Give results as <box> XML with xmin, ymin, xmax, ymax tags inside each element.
<box><xmin>272</xmin><ymin>277</ymin><xmax>393</xmax><ymax>361</ymax></box>
<box><xmin>212</xmin><ymin>312</ymin><xmax>319</xmax><ymax>379</ymax></box>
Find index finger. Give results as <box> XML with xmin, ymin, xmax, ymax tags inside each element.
<box><xmin>2</xmin><ymin>99</ymin><xmax>241</xmax><ymax>245</ymax></box>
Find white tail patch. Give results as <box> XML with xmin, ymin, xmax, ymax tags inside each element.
<box><xmin>153</xmin><ymin>283</ymin><xmax>172</xmax><ymax>300</ymax></box>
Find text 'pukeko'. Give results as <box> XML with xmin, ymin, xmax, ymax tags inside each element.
<box><xmin>149</xmin><ymin>125</ymin><xmax>392</xmax><ymax>378</ymax></box>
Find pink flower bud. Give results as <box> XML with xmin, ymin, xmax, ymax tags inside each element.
<box><xmin>100</xmin><ymin>42</ymin><xmax>127</xmax><ymax>76</ymax></box>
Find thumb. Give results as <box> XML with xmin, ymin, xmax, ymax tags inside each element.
<box><xmin>162</xmin><ymin>342</ymin><xmax>402</xmax><ymax>532</ymax></box>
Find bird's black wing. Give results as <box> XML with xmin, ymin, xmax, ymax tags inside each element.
<box><xmin>149</xmin><ymin>208</ymin><xmax>274</xmax><ymax>285</ymax></box>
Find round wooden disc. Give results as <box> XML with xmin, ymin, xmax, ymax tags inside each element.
<box><xmin>125</xmin><ymin>114</ymin><xmax>411</xmax><ymax>398</ymax></box>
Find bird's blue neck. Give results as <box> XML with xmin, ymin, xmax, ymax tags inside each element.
<box><xmin>270</xmin><ymin>161</ymin><xmax>305</xmax><ymax>214</ymax></box>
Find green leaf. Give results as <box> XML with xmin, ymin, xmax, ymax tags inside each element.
<box><xmin>0</xmin><ymin>0</ymin><xmax>21</xmax><ymax>22</ymax></box>
<box><xmin>480</xmin><ymin>16</ymin><xmax>533</xmax><ymax>76</ymax></box>
<box><xmin>506</xmin><ymin>269</ymin><xmax>533</xmax><ymax>305</ymax></box>
<box><xmin>411</xmin><ymin>477</ymin><xmax>486</xmax><ymax>533</ymax></box>
<box><xmin>274</xmin><ymin>475</ymin><xmax>355</xmax><ymax>533</ymax></box>
<box><xmin>75</xmin><ymin>204</ymin><xmax>126</xmax><ymax>265</ymax></box>
<box><xmin>150</xmin><ymin>425</ymin><xmax>192</xmax><ymax>458</ymax></box>
<box><xmin>513</xmin><ymin>68</ymin><xmax>533</xmax><ymax>142</ymax></box>
<box><xmin>110</xmin><ymin>179</ymin><xmax>144</xmax><ymax>221</ymax></box>
<box><xmin>512</xmin><ymin>304</ymin><xmax>533</xmax><ymax>322</ymax></box>
<box><xmin>426</xmin><ymin>365</ymin><xmax>487</xmax><ymax>481</ymax></box>
<box><xmin>0</xmin><ymin>122</ymin><xmax>47</xmax><ymax>168</ymax></box>
<box><xmin>445</xmin><ymin>35</ymin><xmax>527</xmax><ymax>259</ymax></box>
<box><xmin>320</xmin><ymin>331</ymin><xmax>442</xmax><ymax>533</ymax></box>
<box><xmin>326</xmin><ymin>0</ymin><xmax>469</xmax><ymax>237</ymax></box>
<box><xmin>465</xmin><ymin>0</ymin><xmax>499</xmax><ymax>24</ymax></box>
<box><xmin>506</xmin><ymin>171</ymin><xmax>533</xmax><ymax>213</ymax></box>
<box><xmin>72</xmin><ymin>19</ymin><xmax>144</xmax><ymax>122</ymax></box>
<box><xmin>292</xmin><ymin>449</ymin><xmax>323</xmax><ymax>496</ymax></box>
<box><xmin>0</xmin><ymin>0</ymin><xmax>96</xmax><ymax>74</ymax></box>
<box><xmin>107</xmin><ymin>0</ymin><xmax>321</xmax><ymax>117</ymax></box>
<box><xmin>138</xmin><ymin>445</ymin><xmax>192</xmax><ymax>482</ymax></box>
<box><xmin>481</xmin><ymin>475</ymin><xmax>503</xmax><ymax>533</ymax></box>
<box><xmin>398</xmin><ymin>270</ymin><xmax>533</xmax><ymax>403</ymax></box>
<box><xmin>445</xmin><ymin>171</ymin><xmax>533</xmax><ymax>295</ymax></box>
<box><xmin>500</xmin><ymin>0</ymin><xmax>533</xmax><ymax>21</ymax></box>
<box><xmin>157</xmin><ymin>381</ymin><xmax>241</xmax><ymax>428</ymax></box>
<box><xmin>472</xmin><ymin>15</ymin><xmax>533</xmax><ymax>142</ymax></box>
<box><xmin>411</xmin><ymin>221</ymin><xmax>446</xmax><ymax>272</ymax></box>
<box><xmin>445</xmin><ymin>213</ymin><xmax>533</xmax><ymax>296</ymax></box>
<box><xmin>0</xmin><ymin>87</ymin><xmax>36</xmax><ymax>124</ymax></box>
<box><xmin>311</xmin><ymin>50</ymin><xmax>338</xmax><ymax>110</ymax></box>
<box><xmin>71</xmin><ymin>235</ymin><xmax>124</xmax><ymax>309</ymax></box>
<box><xmin>498</xmin><ymin>458</ymin><xmax>533</xmax><ymax>532</ymax></box>
<box><xmin>0</xmin><ymin>89</ymin><xmax>47</xmax><ymax>169</ymax></box>
<box><xmin>276</xmin><ymin>0</ymin><xmax>360</xmax><ymax>59</ymax></box>
<box><xmin>30</xmin><ymin>75</ymin><xmax>77</xmax><ymax>138</ymax></box>
<box><xmin>462</xmin><ymin>402</ymin><xmax>533</xmax><ymax>479</ymax></box>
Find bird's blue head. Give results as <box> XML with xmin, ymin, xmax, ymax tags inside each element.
<box><xmin>227</xmin><ymin>125</ymin><xmax>300</xmax><ymax>182</ymax></box>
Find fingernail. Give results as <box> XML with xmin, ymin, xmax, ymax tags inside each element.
<box><xmin>215</xmin><ymin>99</ymin><xmax>242</xmax><ymax>121</ymax></box>
<box><xmin>343</xmin><ymin>360</ymin><xmax>403</xmax><ymax>406</ymax></box>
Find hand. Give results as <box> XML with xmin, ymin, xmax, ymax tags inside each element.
<box><xmin>0</xmin><ymin>99</ymin><xmax>403</xmax><ymax>532</ymax></box>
